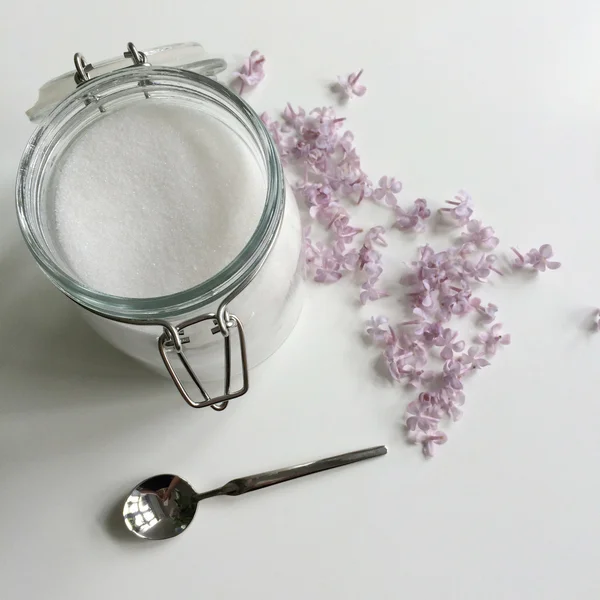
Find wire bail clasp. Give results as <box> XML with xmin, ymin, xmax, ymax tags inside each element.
<box><xmin>73</xmin><ymin>53</ymin><xmax>92</xmax><ymax>85</ymax></box>
<box><xmin>158</xmin><ymin>308</ymin><xmax>249</xmax><ymax>412</ymax></box>
<box><xmin>123</xmin><ymin>42</ymin><xmax>150</xmax><ymax>67</ymax></box>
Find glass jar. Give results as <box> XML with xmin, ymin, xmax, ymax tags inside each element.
<box><xmin>16</xmin><ymin>42</ymin><xmax>304</xmax><ymax>410</ymax></box>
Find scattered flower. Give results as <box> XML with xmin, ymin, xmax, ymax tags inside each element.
<box><xmin>233</xmin><ymin>50</ymin><xmax>266</xmax><ymax>95</ymax></box>
<box><xmin>313</xmin><ymin>245</ymin><xmax>343</xmax><ymax>283</ymax></box>
<box><xmin>477</xmin><ymin>323</ymin><xmax>511</xmax><ymax>355</ymax></box>
<box><xmin>364</xmin><ymin>226</ymin><xmax>387</xmax><ymax>248</ymax></box>
<box><xmin>461</xmin><ymin>346</ymin><xmax>491</xmax><ymax>370</ymax></box>
<box><xmin>255</xmin><ymin>69</ymin><xmax>560</xmax><ymax>458</ymax></box>
<box><xmin>336</xmin><ymin>69</ymin><xmax>367</xmax><ymax>100</ymax></box>
<box><xmin>512</xmin><ymin>244</ymin><xmax>561</xmax><ymax>272</ymax></box>
<box><xmin>365</xmin><ymin>316</ymin><xmax>392</xmax><ymax>344</ymax></box>
<box><xmin>438</xmin><ymin>388</ymin><xmax>465</xmax><ymax>421</ymax></box>
<box><xmin>282</xmin><ymin>103</ymin><xmax>306</xmax><ymax>129</ymax></box>
<box><xmin>440</xmin><ymin>190</ymin><xmax>474</xmax><ymax>225</ymax></box>
<box><xmin>338</xmin><ymin>247</ymin><xmax>360</xmax><ymax>272</ymax></box>
<box><xmin>470</xmin><ymin>298</ymin><xmax>498</xmax><ymax>323</ymax></box>
<box><xmin>372</xmin><ymin>176</ymin><xmax>402</xmax><ymax>207</ymax></box>
<box><xmin>442</xmin><ymin>358</ymin><xmax>465</xmax><ymax>390</ymax></box>
<box><xmin>394</xmin><ymin>198</ymin><xmax>431</xmax><ymax>232</ymax></box>
<box><xmin>360</xmin><ymin>279</ymin><xmax>389</xmax><ymax>305</ymax></box>
<box><xmin>406</xmin><ymin>396</ymin><xmax>440</xmax><ymax>432</ymax></box>
<box><xmin>461</xmin><ymin>220</ymin><xmax>499</xmax><ymax>250</ymax></box>
<box><xmin>417</xmin><ymin>430</ymin><xmax>448</xmax><ymax>457</ymax></box>
<box><xmin>436</xmin><ymin>328</ymin><xmax>466</xmax><ymax>360</ymax></box>
<box><xmin>330</xmin><ymin>214</ymin><xmax>363</xmax><ymax>244</ymax></box>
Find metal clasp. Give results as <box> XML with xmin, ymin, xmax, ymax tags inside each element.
<box><xmin>73</xmin><ymin>42</ymin><xmax>150</xmax><ymax>87</ymax></box>
<box><xmin>158</xmin><ymin>311</ymin><xmax>249</xmax><ymax>412</ymax></box>
<box><xmin>123</xmin><ymin>42</ymin><xmax>150</xmax><ymax>67</ymax></box>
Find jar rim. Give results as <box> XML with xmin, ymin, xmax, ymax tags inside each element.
<box><xmin>16</xmin><ymin>66</ymin><xmax>285</xmax><ymax>322</ymax></box>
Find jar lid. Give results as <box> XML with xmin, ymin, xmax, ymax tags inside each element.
<box><xmin>26</xmin><ymin>42</ymin><xmax>227</xmax><ymax>123</ymax></box>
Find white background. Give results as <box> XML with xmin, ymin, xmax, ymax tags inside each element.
<box><xmin>1</xmin><ymin>1</ymin><xmax>599</xmax><ymax>598</ymax></box>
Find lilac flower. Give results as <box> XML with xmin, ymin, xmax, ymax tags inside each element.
<box><xmin>341</xmin><ymin>147</ymin><xmax>360</xmax><ymax>168</ymax></box>
<box><xmin>470</xmin><ymin>297</ymin><xmax>498</xmax><ymax>323</ymax></box>
<box><xmin>363</xmin><ymin>226</ymin><xmax>387</xmax><ymax>249</ymax></box>
<box><xmin>405</xmin><ymin>397</ymin><xmax>440</xmax><ymax>432</ymax></box>
<box><xmin>386</xmin><ymin>350</ymin><xmax>412</xmax><ymax>382</ymax></box>
<box><xmin>396</xmin><ymin>332</ymin><xmax>429</xmax><ymax>366</ymax></box>
<box><xmin>439</xmin><ymin>283</ymin><xmax>473</xmax><ymax>318</ymax></box>
<box><xmin>282</xmin><ymin>103</ymin><xmax>306</xmax><ymax>129</ymax></box>
<box><xmin>461</xmin><ymin>254</ymin><xmax>501</xmax><ymax>283</ymax></box>
<box><xmin>408</xmin><ymin>244</ymin><xmax>449</xmax><ymax>287</ymax></box>
<box><xmin>457</xmin><ymin>242</ymin><xmax>477</xmax><ymax>258</ymax></box>
<box><xmin>318</xmin><ymin>204</ymin><xmax>345</xmax><ymax>229</ymax></box>
<box><xmin>363</xmin><ymin>261</ymin><xmax>384</xmax><ymax>281</ymax></box>
<box><xmin>372</xmin><ymin>176</ymin><xmax>402</xmax><ymax>207</ymax></box>
<box><xmin>330</xmin><ymin>214</ymin><xmax>363</xmax><ymax>244</ymax></box>
<box><xmin>442</xmin><ymin>358</ymin><xmax>464</xmax><ymax>390</ymax></box>
<box><xmin>419</xmin><ymin>321</ymin><xmax>445</xmax><ymax>346</ymax></box>
<box><xmin>436</xmin><ymin>328</ymin><xmax>466</xmax><ymax>360</ymax></box>
<box><xmin>339</xmin><ymin>130</ymin><xmax>355</xmax><ymax>154</ymax></box>
<box><xmin>408</xmin><ymin>367</ymin><xmax>435</xmax><ymax>388</ymax></box>
<box><xmin>417</xmin><ymin>430</ymin><xmax>448</xmax><ymax>457</ymax></box>
<box><xmin>440</xmin><ymin>190</ymin><xmax>474</xmax><ymax>225</ymax></box>
<box><xmin>438</xmin><ymin>388</ymin><xmax>465</xmax><ymax>421</ymax></box>
<box><xmin>394</xmin><ymin>364</ymin><xmax>433</xmax><ymax>388</ymax></box>
<box><xmin>233</xmin><ymin>50</ymin><xmax>266</xmax><ymax>95</ymax></box>
<box><xmin>300</xmin><ymin>184</ymin><xmax>337</xmax><ymax>220</ymax></box>
<box><xmin>347</xmin><ymin>175</ymin><xmax>374</xmax><ymax>204</ymax></box>
<box><xmin>400</xmin><ymin>306</ymin><xmax>429</xmax><ymax>329</ymax></box>
<box><xmin>477</xmin><ymin>324</ymin><xmax>511</xmax><ymax>355</ymax></box>
<box><xmin>309</xmin><ymin>106</ymin><xmax>339</xmax><ymax>121</ymax></box>
<box><xmin>461</xmin><ymin>220</ymin><xmax>499</xmax><ymax>250</ymax></box>
<box><xmin>360</xmin><ymin>279</ymin><xmax>389</xmax><ymax>305</ymax></box>
<box><xmin>365</xmin><ymin>316</ymin><xmax>392</xmax><ymax>345</ymax></box>
<box><xmin>512</xmin><ymin>245</ymin><xmax>561</xmax><ymax>272</ymax></box>
<box><xmin>408</xmin><ymin>280</ymin><xmax>434</xmax><ymax>309</ymax></box>
<box><xmin>358</xmin><ymin>246</ymin><xmax>382</xmax><ymax>270</ymax></box>
<box><xmin>327</xmin><ymin>161</ymin><xmax>359</xmax><ymax>192</ymax></box>
<box><xmin>334</xmin><ymin>246</ymin><xmax>359</xmax><ymax>271</ymax></box>
<box><xmin>414</xmin><ymin>198</ymin><xmax>431</xmax><ymax>219</ymax></box>
<box><xmin>394</xmin><ymin>199</ymin><xmax>431</xmax><ymax>232</ymax></box>
<box><xmin>461</xmin><ymin>346</ymin><xmax>491</xmax><ymax>370</ymax></box>
<box><xmin>483</xmin><ymin>254</ymin><xmax>503</xmax><ymax>276</ymax></box>
<box><xmin>336</xmin><ymin>69</ymin><xmax>367</xmax><ymax>99</ymax></box>
<box><xmin>401</xmin><ymin>309</ymin><xmax>445</xmax><ymax>345</ymax></box>
<box><xmin>313</xmin><ymin>245</ymin><xmax>342</xmax><ymax>283</ymax></box>
<box><xmin>385</xmin><ymin>334</ymin><xmax>430</xmax><ymax>383</ymax></box>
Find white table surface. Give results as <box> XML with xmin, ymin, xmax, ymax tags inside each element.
<box><xmin>1</xmin><ymin>1</ymin><xmax>599</xmax><ymax>598</ymax></box>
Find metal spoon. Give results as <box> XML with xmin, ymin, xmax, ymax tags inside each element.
<box><xmin>123</xmin><ymin>445</ymin><xmax>387</xmax><ymax>540</ymax></box>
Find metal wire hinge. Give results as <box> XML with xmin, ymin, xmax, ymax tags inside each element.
<box><xmin>158</xmin><ymin>312</ymin><xmax>249</xmax><ymax>411</ymax></box>
<box><xmin>74</xmin><ymin>42</ymin><xmax>149</xmax><ymax>85</ymax></box>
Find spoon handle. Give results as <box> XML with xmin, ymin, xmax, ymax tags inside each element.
<box><xmin>218</xmin><ymin>445</ymin><xmax>387</xmax><ymax>497</ymax></box>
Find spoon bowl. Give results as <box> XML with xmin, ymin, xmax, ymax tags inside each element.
<box><xmin>124</xmin><ymin>474</ymin><xmax>197</xmax><ymax>540</ymax></box>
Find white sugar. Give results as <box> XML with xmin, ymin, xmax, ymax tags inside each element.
<box><xmin>52</xmin><ymin>101</ymin><xmax>266</xmax><ymax>298</ymax></box>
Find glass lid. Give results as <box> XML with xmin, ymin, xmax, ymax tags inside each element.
<box><xmin>26</xmin><ymin>42</ymin><xmax>227</xmax><ymax>123</ymax></box>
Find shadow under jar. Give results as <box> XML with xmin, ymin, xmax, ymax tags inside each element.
<box><xmin>16</xmin><ymin>43</ymin><xmax>304</xmax><ymax>410</ymax></box>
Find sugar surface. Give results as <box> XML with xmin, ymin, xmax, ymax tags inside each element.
<box><xmin>52</xmin><ymin>101</ymin><xmax>266</xmax><ymax>298</ymax></box>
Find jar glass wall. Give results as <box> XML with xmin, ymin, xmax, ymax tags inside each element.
<box><xmin>17</xmin><ymin>66</ymin><xmax>303</xmax><ymax>402</ymax></box>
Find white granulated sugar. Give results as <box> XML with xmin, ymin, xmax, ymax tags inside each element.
<box><xmin>53</xmin><ymin>101</ymin><xmax>266</xmax><ymax>298</ymax></box>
